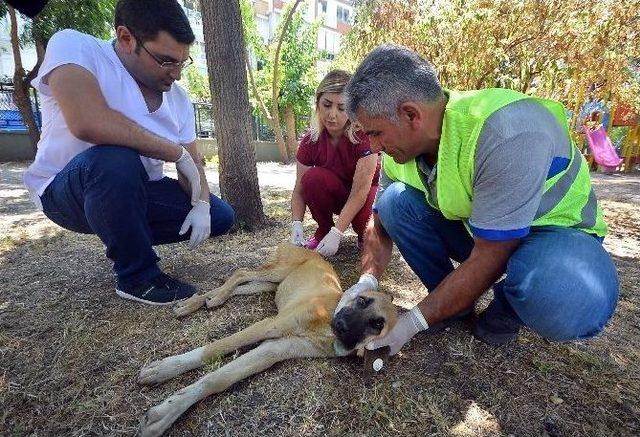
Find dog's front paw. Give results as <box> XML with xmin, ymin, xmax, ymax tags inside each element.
<box><xmin>139</xmin><ymin>406</ymin><xmax>168</xmax><ymax>437</ymax></box>
<box><xmin>139</xmin><ymin>388</ymin><xmax>192</xmax><ymax>437</ymax></box>
<box><xmin>138</xmin><ymin>348</ymin><xmax>203</xmax><ymax>385</ymax></box>
<box><xmin>173</xmin><ymin>294</ymin><xmax>206</xmax><ymax>317</ymax></box>
<box><xmin>201</xmin><ymin>285</ymin><xmax>229</xmax><ymax>309</ymax></box>
<box><xmin>138</xmin><ymin>358</ymin><xmax>178</xmax><ymax>385</ymax></box>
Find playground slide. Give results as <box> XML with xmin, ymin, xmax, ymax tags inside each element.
<box><xmin>584</xmin><ymin>126</ymin><xmax>623</xmax><ymax>170</ymax></box>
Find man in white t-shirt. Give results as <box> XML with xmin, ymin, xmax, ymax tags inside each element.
<box><xmin>23</xmin><ymin>0</ymin><xmax>235</xmax><ymax>305</ymax></box>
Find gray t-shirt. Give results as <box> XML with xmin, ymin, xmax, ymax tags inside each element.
<box><xmin>375</xmin><ymin>99</ymin><xmax>571</xmax><ymax>240</ymax></box>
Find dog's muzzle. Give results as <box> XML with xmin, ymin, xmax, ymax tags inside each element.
<box><xmin>331</xmin><ymin>307</ymin><xmax>368</xmax><ymax>352</ymax></box>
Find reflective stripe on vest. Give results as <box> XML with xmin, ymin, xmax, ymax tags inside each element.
<box><xmin>535</xmin><ymin>148</ymin><xmax>581</xmax><ymax>219</ymax></box>
<box><xmin>534</xmin><ymin>147</ymin><xmax>599</xmax><ymax>230</ymax></box>
<box><xmin>576</xmin><ymin>188</ymin><xmax>598</xmax><ymax>229</ymax></box>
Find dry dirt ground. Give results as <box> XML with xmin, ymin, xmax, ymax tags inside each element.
<box><xmin>1</xmin><ymin>161</ymin><xmax>639</xmax><ymax>436</ymax></box>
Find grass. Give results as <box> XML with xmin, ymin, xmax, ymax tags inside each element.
<box><xmin>204</xmin><ymin>154</ymin><xmax>219</xmax><ymax>167</ymax></box>
<box><xmin>1</xmin><ymin>171</ymin><xmax>639</xmax><ymax>436</ymax></box>
<box><xmin>0</xmin><ymin>232</ymin><xmax>27</xmax><ymax>252</ymax></box>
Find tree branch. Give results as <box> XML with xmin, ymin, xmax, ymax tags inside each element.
<box><xmin>24</xmin><ymin>35</ymin><xmax>46</xmax><ymax>86</ymax></box>
<box><xmin>270</xmin><ymin>0</ymin><xmax>302</xmax><ymax>162</ymax></box>
<box><xmin>245</xmin><ymin>47</ymin><xmax>271</xmax><ymax>122</ymax></box>
<box><xmin>271</xmin><ymin>0</ymin><xmax>302</xmax><ymax>120</ymax></box>
<box><xmin>8</xmin><ymin>6</ymin><xmax>23</xmax><ymax>72</ymax></box>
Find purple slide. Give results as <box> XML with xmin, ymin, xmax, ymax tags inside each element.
<box><xmin>584</xmin><ymin>126</ymin><xmax>623</xmax><ymax>170</ymax></box>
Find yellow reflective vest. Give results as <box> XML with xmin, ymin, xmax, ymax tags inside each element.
<box><xmin>382</xmin><ymin>88</ymin><xmax>607</xmax><ymax>237</ymax></box>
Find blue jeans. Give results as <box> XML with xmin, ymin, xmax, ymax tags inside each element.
<box><xmin>40</xmin><ymin>145</ymin><xmax>235</xmax><ymax>287</ymax></box>
<box><xmin>375</xmin><ymin>182</ymin><xmax>619</xmax><ymax>342</ymax></box>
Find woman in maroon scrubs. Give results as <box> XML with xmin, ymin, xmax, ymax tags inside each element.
<box><xmin>290</xmin><ymin>70</ymin><xmax>380</xmax><ymax>256</ymax></box>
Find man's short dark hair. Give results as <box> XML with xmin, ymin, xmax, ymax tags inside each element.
<box><xmin>114</xmin><ymin>0</ymin><xmax>195</xmax><ymax>45</ymax></box>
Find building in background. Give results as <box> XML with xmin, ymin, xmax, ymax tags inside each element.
<box><xmin>180</xmin><ymin>0</ymin><xmax>355</xmax><ymax>77</ymax></box>
<box><xmin>252</xmin><ymin>0</ymin><xmax>353</xmax><ymax>75</ymax></box>
<box><xmin>178</xmin><ymin>0</ymin><xmax>207</xmax><ymax>74</ymax></box>
<box><xmin>0</xmin><ymin>13</ymin><xmax>37</xmax><ymax>81</ymax></box>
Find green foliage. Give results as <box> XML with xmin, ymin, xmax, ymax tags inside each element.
<box><xmin>338</xmin><ymin>0</ymin><xmax>640</xmax><ymax>114</ymax></box>
<box><xmin>610</xmin><ymin>127</ymin><xmax>629</xmax><ymax>151</ymax></box>
<box><xmin>243</xmin><ymin>0</ymin><xmax>320</xmax><ymax>130</ymax></box>
<box><xmin>240</xmin><ymin>0</ymin><xmax>266</xmax><ymax>60</ymax></box>
<box><xmin>183</xmin><ymin>64</ymin><xmax>211</xmax><ymax>103</ymax></box>
<box><xmin>22</xmin><ymin>0</ymin><xmax>116</xmax><ymax>46</ymax></box>
<box><xmin>278</xmin><ymin>8</ymin><xmax>320</xmax><ymax>124</ymax></box>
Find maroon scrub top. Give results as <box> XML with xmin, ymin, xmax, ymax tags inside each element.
<box><xmin>296</xmin><ymin>129</ymin><xmax>380</xmax><ymax>189</ymax></box>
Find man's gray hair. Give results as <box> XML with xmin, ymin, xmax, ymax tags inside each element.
<box><xmin>345</xmin><ymin>44</ymin><xmax>443</xmax><ymax>120</ymax></box>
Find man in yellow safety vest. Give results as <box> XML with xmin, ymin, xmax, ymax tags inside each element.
<box><xmin>333</xmin><ymin>44</ymin><xmax>618</xmax><ymax>354</ymax></box>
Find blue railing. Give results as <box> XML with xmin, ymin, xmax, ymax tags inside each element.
<box><xmin>0</xmin><ymin>108</ymin><xmax>42</xmax><ymax>132</ymax></box>
<box><xmin>0</xmin><ymin>87</ymin><xmax>41</xmax><ymax>133</ymax></box>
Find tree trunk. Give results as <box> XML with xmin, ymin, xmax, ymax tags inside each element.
<box><xmin>244</xmin><ymin>50</ymin><xmax>288</xmax><ymax>162</ymax></box>
<box><xmin>200</xmin><ymin>0</ymin><xmax>267</xmax><ymax>230</ymax></box>
<box><xmin>272</xmin><ymin>110</ymin><xmax>288</xmax><ymax>162</ymax></box>
<box><xmin>24</xmin><ymin>34</ymin><xmax>46</xmax><ymax>86</ymax></box>
<box><xmin>284</xmin><ymin>104</ymin><xmax>298</xmax><ymax>160</ymax></box>
<box><xmin>8</xmin><ymin>6</ymin><xmax>40</xmax><ymax>152</ymax></box>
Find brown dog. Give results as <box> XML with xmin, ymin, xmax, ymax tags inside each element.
<box><xmin>137</xmin><ymin>244</ymin><xmax>398</xmax><ymax>437</ymax></box>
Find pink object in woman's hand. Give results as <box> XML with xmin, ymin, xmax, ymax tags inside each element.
<box><xmin>304</xmin><ymin>236</ymin><xmax>320</xmax><ymax>250</ymax></box>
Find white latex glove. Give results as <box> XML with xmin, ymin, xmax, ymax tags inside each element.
<box><xmin>179</xmin><ymin>200</ymin><xmax>211</xmax><ymax>249</ymax></box>
<box><xmin>291</xmin><ymin>220</ymin><xmax>305</xmax><ymax>246</ymax></box>
<box><xmin>316</xmin><ymin>226</ymin><xmax>343</xmax><ymax>257</ymax></box>
<box><xmin>366</xmin><ymin>306</ymin><xmax>429</xmax><ymax>355</ymax></box>
<box><xmin>334</xmin><ymin>273</ymin><xmax>378</xmax><ymax>315</ymax></box>
<box><xmin>175</xmin><ymin>146</ymin><xmax>201</xmax><ymax>206</ymax></box>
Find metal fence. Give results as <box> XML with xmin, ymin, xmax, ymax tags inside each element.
<box><xmin>0</xmin><ymin>94</ymin><xmax>300</xmax><ymax>143</ymax></box>
<box><xmin>193</xmin><ymin>102</ymin><xmax>214</xmax><ymax>138</ymax></box>
<box><xmin>252</xmin><ymin>113</ymin><xmax>276</xmax><ymax>141</ymax></box>
<box><xmin>0</xmin><ymin>85</ymin><xmax>41</xmax><ymax>132</ymax></box>
<box><xmin>193</xmin><ymin>102</ymin><xmax>285</xmax><ymax>142</ymax></box>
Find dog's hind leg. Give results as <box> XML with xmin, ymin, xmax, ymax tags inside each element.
<box><xmin>138</xmin><ymin>337</ymin><xmax>329</xmax><ymax>437</ymax></box>
<box><xmin>173</xmin><ymin>265</ymin><xmax>295</xmax><ymax>317</ymax></box>
<box><xmin>138</xmin><ymin>314</ymin><xmax>298</xmax><ymax>385</ymax></box>
<box><xmin>175</xmin><ymin>281</ymin><xmax>276</xmax><ymax>316</ymax></box>
<box><xmin>202</xmin><ymin>280</ymin><xmax>278</xmax><ymax>310</ymax></box>
<box><xmin>203</xmin><ymin>266</ymin><xmax>298</xmax><ymax>309</ymax></box>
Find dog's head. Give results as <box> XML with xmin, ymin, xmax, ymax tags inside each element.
<box><xmin>331</xmin><ymin>290</ymin><xmax>398</xmax><ymax>354</ymax></box>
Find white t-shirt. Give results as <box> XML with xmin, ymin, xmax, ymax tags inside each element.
<box><xmin>23</xmin><ymin>29</ymin><xmax>196</xmax><ymax>209</ymax></box>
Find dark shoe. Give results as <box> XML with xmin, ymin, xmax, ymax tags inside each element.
<box><xmin>473</xmin><ymin>299</ymin><xmax>521</xmax><ymax>346</ymax></box>
<box><xmin>427</xmin><ymin>308</ymin><xmax>473</xmax><ymax>334</ymax></box>
<box><xmin>116</xmin><ymin>272</ymin><xmax>197</xmax><ymax>306</ymax></box>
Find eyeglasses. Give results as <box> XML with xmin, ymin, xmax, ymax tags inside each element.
<box><xmin>126</xmin><ymin>26</ymin><xmax>194</xmax><ymax>70</ymax></box>
<box><xmin>139</xmin><ymin>42</ymin><xmax>193</xmax><ymax>70</ymax></box>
